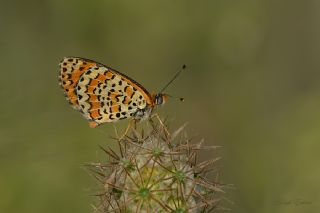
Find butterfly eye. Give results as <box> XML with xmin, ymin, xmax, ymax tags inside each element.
<box><xmin>155</xmin><ymin>94</ymin><xmax>164</xmax><ymax>105</ymax></box>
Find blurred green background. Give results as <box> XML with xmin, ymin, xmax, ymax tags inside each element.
<box><xmin>1</xmin><ymin>0</ymin><xmax>320</xmax><ymax>212</ymax></box>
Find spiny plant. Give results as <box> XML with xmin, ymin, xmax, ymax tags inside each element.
<box><xmin>87</xmin><ymin>116</ymin><xmax>225</xmax><ymax>212</ymax></box>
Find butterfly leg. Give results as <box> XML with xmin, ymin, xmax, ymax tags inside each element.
<box><xmin>133</xmin><ymin>119</ymin><xmax>138</xmax><ymax>130</ymax></box>
<box><xmin>119</xmin><ymin>120</ymin><xmax>133</xmax><ymax>141</ymax></box>
<box><xmin>151</xmin><ymin>113</ymin><xmax>170</xmax><ymax>137</ymax></box>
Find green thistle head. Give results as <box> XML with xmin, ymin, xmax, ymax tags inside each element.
<box><xmin>88</xmin><ymin>117</ymin><xmax>225</xmax><ymax>212</ymax></box>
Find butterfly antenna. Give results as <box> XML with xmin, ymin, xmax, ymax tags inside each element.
<box><xmin>159</xmin><ymin>64</ymin><xmax>186</xmax><ymax>93</ymax></box>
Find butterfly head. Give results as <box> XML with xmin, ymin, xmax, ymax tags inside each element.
<box><xmin>153</xmin><ymin>93</ymin><xmax>168</xmax><ymax>106</ymax></box>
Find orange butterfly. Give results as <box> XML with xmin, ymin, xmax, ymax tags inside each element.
<box><xmin>59</xmin><ymin>57</ymin><xmax>184</xmax><ymax>127</ymax></box>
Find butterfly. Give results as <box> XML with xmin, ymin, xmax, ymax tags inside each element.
<box><xmin>59</xmin><ymin>57</ymin><xmax>184</xmax><ymax>128</ymax></box>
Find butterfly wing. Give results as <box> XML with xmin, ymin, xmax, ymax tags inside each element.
<box><xmin>59</xmin><ymin>57</ymin><xmax>153</xmax><ymax>127</ymax></box>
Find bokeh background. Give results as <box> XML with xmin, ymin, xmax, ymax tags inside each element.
<box><xmin>1</xmin><ymin>0</ymin><xmax>320</xmax><ymax>212</ymax></box>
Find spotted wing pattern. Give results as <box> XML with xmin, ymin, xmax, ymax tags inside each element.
<box><xmin>59</xmin><ymin>57</ymin><xmax>153</xmax><ymax>127</ymax></box>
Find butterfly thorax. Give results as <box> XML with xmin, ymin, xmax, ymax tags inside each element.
<box><xmin>133</xmin><ymin>93</ymin><xmax>168</xmax><ymax>121</ymax></box>
<box><xmin>132</xmin><ymin>105</ymin><xmax>153</xmax><ymax>121</ymax></box>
